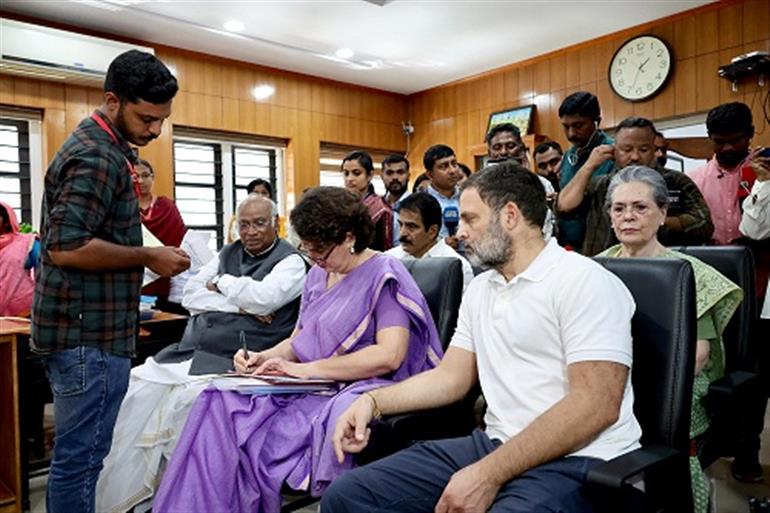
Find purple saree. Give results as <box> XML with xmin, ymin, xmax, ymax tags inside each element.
<box><xmin>152</xmin><ymin>254</ymin><xmax>443</xmax><ymax>513</ymax></box>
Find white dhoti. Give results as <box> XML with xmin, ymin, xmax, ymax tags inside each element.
<box><xmin>96</xmin><ymin>358</ymin><xmax>216</xmax><ymax>513</ymax></box>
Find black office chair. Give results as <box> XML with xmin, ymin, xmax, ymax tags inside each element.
<box><xmin>670</xmin><ymin>245</ymin><xmax>760</xmax><ymax>465</ymax></box>
<box><xmin>356</xmin><ymin>257</ymin><xmax>475</xmax><ymax>464</ymax></box>
<box><xmin>282</xmin><ymin>257</ymin><xmax>467</xmax><ymax>512</ymax></box>
<box><xmin>588</xmin><ymin>257</ymin><xmax>697</xmax><ymax>512</ymax></box>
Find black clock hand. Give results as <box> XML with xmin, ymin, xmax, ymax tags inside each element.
<box><xmin>638</xmin><ymin>57</ymin><xmax>651</xmax><ymax>73</ymax></box>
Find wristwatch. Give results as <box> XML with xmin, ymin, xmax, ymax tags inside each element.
<box><xmin>210</xmin><ymin>274</ymin><xmax>223</xmax><ymax>293</ymax></box>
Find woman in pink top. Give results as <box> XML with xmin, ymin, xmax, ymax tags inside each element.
<box><xmin>0</xmin><ymin>201</ymin><xmax>38</xmax><ymax>316</ymax></box>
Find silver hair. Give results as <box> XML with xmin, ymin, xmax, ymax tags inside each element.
<box><xmin>237</xmin><ymin>193</ymin><xmax>279</xmax><ymax>227</ymax></box>
<box><xmin>605</xmin><ymin>165</ymin><xmax>669</xmax><ymax>211</ymax></box>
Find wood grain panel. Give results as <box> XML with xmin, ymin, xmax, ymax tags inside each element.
<box><xmin>718</xmin><ymin>2</ymin><xmax>744</xmax><ymax>49</ymax></box>
<box><xmin>696</xmin><ymin>52</ymin><xmax>722</xmax><ymax>112</ymax></box>
<box><xmin>674</xmin><ymin>58</ymin><xmax>697</xmax><ymax>115</ymax></box>
<box><xmin>694</xmin><ymin>10</ymin><xmax>719</xmax><ymax>55</ymax></box>
<box><xmin>578</xmin><ymin>47</ymin><xmax>598</xmax><ymax>85</ymax></box>
<box><xmin>550</xmin><ymin>54</ymin><xmax>567</xmax><ymax>92</ymax></box>
<box><xmin>743</xmin><ymin>0</ymin><xmax>770</xmax><ymax>44</ymax></box>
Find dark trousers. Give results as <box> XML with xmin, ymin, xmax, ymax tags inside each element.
<box><xmin>321</xmin><ymin>429</ymin><xmax>602</xmax><ymax>513</ymax></box>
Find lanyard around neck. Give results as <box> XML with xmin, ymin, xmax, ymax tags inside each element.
<box><xmin>90</xmin><ymin>112</ymin><xmax>141</xmax><ymax>200</ymax></box>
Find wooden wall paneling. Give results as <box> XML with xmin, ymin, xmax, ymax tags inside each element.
<box><xmin>0</xmin><ymin>77</ymin><xmax>13</xmax><ymax>105</ymax></box>
<box><xmin>203</xmin><ymin>94</ymin><xmax>223</xmax><ymax>129</ymax></box>
<box><xmin>578</xmin><ymin>46</ymin><xmax>597</xmax><ymax>86</ymax></box>
<box><xmin>633</xmin><ymin>97</ymin><xmax>655</xmax><ymax>120</ymax></box>
<box><xmin>718</xmin><ymin>2</ymin><xmax>744</xmax><ymax>49</ymax></box>
<box><xmin>652</xmin><ymin>76</ymin><xmax>676</xmax><ymax>120</ymax></box>
<box><xmin>595</xmin><ymin>82</ymin><xmax>616</xmax><ymax>130</ymax></box>
<box><xmin>12</xmin><ymin>78</ymin><xmax>41</xmax><ymax>108</ymax></box>
<box><xmin>237</xmin><ymin>99</ymin><xmax>256</xmax><ymax>133</ymax></box>
<box><xmin>237</xmin><ymin>67</ymin><xmax>256</xmax><ymax>102</ymax></box>
<box><xmin>222</xmin><ymin>98</ymin><xmax>238</xmax><ymax>129</ymax></box>
<box><xmin>518</xmin><ymin>64</ymin><xmax>534</xmax><ymax>100</ymax></box>
<box><xmin>451</xmin><ymin>81</ymin><xmax>466</xmax><ymax>116</ymax></box>
<box><xmin>490</xmin><ymin>72</ymin><xmax>505</xmax><ymax>110</ymax></box>
<box><xmin>673</xmin><ymin>15</ymin><xmax>697</xmax><ymax>60</ymax></box>
<box><xmin>503</xmin><ymin>69</ymin><xmax>519</xmax><ymax>105</ymax></box>
<box><xmin>64</xmin><ymin>86</ymin><xmax>89</xmax><ymax>133</ymax></box>
<box><xmin>139</xmin><ymin>130</ymin><xmax>173</xmax><ymax>197</ymax></box>
<box><xmin>673</xmin><ymin>57</ymin><xmax>697</xmax><ymax>115</ymax></box>
<box><xmin>202</xmin><ymin>60</ymin><xmax>222</xmax><ymax>97</ymax></box>
<box><xmin>550</xmin><ymin>54</ymin><xmax>567</xmax><ymax>92</ymax></box>
<box><xmin>612</xmin><ymin>93</ymin><xmax>634</xmax><ymax>126</ymax></box>
<box><xmin>309</xmin><ymin>82</ymin><xmax>324</xmax><ymax>114</ymax></box>
<box><xmin>564</xmin><ymin>51</ymin><xmax>581</xmax><ymax>88</ymax></box>
<box><xmin>695</xmin><ymin>52</ymin><xmax>721</xmax><ymax>112</ymax></box>
<box><xmin>533</xmin><ymin>92</ymin><xmax>550</xmax><ymax>135</ymax></box>
<box><xmin>743</xmin><ymin>0</ymin><xmax>770</xmax><ymax>44</ymax></box>
<box><xmin>43</xmin><ymin>109</ymin><xmax>66</xmax><ymax>163</ymax></box>
<box><xmin>39</xmin><ymin>82</ymin><xmax>65</xmax><ymax>110</ymax></box>
<box><xmin>533</xmin><ymin>60</ymin><xmax>550</xmax><ymax>97</ymax></box>
<box><xmin>254</xmin><ymin>102</ymin><xmax>271</xmax><ymax>135</ymax></box>
<box><xmin>476</xmin><ymin>76</ymin><xmax>492</xmax><ymax>110</ymax></box>
<box><xmin>694</xmin><ymin>10</ymin><xmax>719</xmax><ymax>55</ymax></box>
<box><xmin>219</xmin><ymin>64</ymin><xmax>239</xmax><ymax>100</ymax></box>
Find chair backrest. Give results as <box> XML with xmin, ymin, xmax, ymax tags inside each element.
<box><xmin>594</xmin><ymin>257</ymin><xmax>696</xmax><ymax>451</ymax></box>
<box><xmin>401</xmin><ymin>257</ymin><xmax>463</xmax><ymax>349</ymax></box>
<box><xmin>670</xmin><ymin>246</ymin><xmax>755</xmax><ymax>372</ymax></box>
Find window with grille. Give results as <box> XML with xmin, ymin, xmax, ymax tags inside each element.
<box><xmin>172</xmin><ymin>131</ymin><xmax>282</xmax><ymax>250</ymax></box>
<box><xmin>0</xmin><ymin>118</ymin><xmax>31</xmax><ymax>225</ymax></box>
<box><xmin>173</xmin><ymin>141</ymin><xmax>224</xmax><ymax>250</ymax></box>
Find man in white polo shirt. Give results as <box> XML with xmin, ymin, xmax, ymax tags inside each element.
<box><xmin>323</xmin><ymin>162</ymin><xmax>641</xmax><ymax>513</ymax></box>
<box><xmin>386</xmin><ymin>192</ymin><xmax>474</xmax><ymax>292</ymax></box>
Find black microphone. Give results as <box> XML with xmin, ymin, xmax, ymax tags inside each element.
<box><xmin>443</xmin><ymin>206</ymin><xmax>459</xmax><ymax>236</ymax></box>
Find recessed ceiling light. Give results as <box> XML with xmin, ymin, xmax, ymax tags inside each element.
<box><xmin>335</xmin><ymin>48</ymin><xmax>354</xmax><ymax>59</ymax></box>
<box><xmin>223</xmin><ymin>20</ymin><xmax>245</xmax><ymax>32</ymax></box>
<box><xmin>252</xmin><ymin>84</ymin><xmax>275</xmax><ymax>101</ymax></box>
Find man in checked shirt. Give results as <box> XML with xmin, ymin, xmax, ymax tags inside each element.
<box><xmin>31</xmin><ymin>50</ymin><xmax>190</xmax><ymax>513</ymax></box>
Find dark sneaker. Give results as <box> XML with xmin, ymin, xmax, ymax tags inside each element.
<box><xmin>731</xmin><ymin>458</ymin><xmax>765</xmax><ymax>483</ymax></box>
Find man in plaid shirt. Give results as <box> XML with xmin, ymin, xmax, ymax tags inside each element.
<box><xmin>31</xmin><ymin>50</ymin><xmax>190</xmax><ymax>513</ymax></box>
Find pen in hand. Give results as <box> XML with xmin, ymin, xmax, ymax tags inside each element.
<box><xmin>240</xmin><ymin>330</ymin><xmax>251</xmax><ymax>373</ymax></box>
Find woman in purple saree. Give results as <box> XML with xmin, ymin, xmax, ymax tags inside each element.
<box><xmin>153</xmin><ymin>187</ymin><xmax>443</xmax><ymax>513</ymax></box>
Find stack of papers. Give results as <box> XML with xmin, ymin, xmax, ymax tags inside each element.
<box><xmin>213</xmin><ymin>374</ymin><xmax>337</xmax><ymax>395</ymax></box>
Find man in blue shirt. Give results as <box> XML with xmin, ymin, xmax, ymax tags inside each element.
<box><xmin>423</xmin><ymin>144</ymin><xmax>462</xmax><ymax>249</ymax></box>
<box><xmin>557</xmin><ymin>92</ymin><xmax>614</xmax><ymax>252</ymax></box>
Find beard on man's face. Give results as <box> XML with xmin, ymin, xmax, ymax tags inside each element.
<box><xmin>115</xmin><ymin>105</ymin><xmax>157</xmax><ymax>147</ymax></box>
<box><xmin>387</xmin><ymin>180</ymin><xmax>408</xmax><ymax>195</ymax></box>
<box><xmin>465</xmin><ymin>217</ymin><xmax>512</xmax><ymax>269</ymax></box>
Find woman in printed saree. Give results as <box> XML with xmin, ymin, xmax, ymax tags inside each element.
<box><xmin>136</xmin><ymin>159</ymin><xmax>188</xmax><ymax>307</ymax></box>
<box><xmin>342</xmin><ymin>150</ymin><xmax>393</xmax><ymax>251</ymax></box>
<box><xmin>0</xmin><ymin>201</ymin><xmax>38</xmax><ymax>316</ymax></box>
<box><xmin>153</xmin><ymin>187</ymin><xmax>443</xmax><ymax>513</ymax></box>
<box><xmin>599</xmin><ymin>165</ymin><xmax>742</xmax><ymax>513</ymax></box>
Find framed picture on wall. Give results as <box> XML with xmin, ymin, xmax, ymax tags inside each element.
<box><xmin>486</xmin><ymin>105</ymin><xmax>535</xmax><ymax>138</ymax></box>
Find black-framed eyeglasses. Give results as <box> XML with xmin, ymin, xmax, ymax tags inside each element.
<box><xmin>301</xmin><ymin>243</ymin><xmax>337</xmax><ymax>264</ymax></box>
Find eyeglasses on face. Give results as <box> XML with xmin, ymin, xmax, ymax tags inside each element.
<box><xmin>238</xmin><ymin>218</ymin><xmax>272</xmax><ymax>231</ymax></box>
<box><xmin>300</xmin><ymin>243</ymin><xmax>337</xmax><ymax>264</ymax></box>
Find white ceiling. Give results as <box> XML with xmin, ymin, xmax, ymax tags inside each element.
<box><xmin>2</xmin><ymin>0</ymin><xmax>712</xmax><ymax>94</ymax></box>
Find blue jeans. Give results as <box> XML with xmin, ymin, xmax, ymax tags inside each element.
<box><xmin>41</xmin><ymin>346</ymin><xmax>130</xmax><ymax>513</ymax></box>
<box><xmin>321</xmin><ymin>429</ymin><xmax>602</xmax><ymax>513</ymax></box>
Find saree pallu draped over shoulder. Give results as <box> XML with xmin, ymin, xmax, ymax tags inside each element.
<box><xmin>153</xmin><ymin>255</ymin><xmax>443</xmax><ymax>513</ymax></box>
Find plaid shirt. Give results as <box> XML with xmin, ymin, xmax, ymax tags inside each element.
<box><xmin>31</xmin><ymin>110</ymin><xmax>142</xmax><ymax>357</ymax></box>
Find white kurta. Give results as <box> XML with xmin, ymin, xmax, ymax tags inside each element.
<box><xmin>95</xmin><ymin>248</ymin><xmax>306</xmax><ymax>513</ymax></box>
<box><xmin>385</xmin><ymin>238</ymin><xmax>475</xmax><ymax>293</ymax></box>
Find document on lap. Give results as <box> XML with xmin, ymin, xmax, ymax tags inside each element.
<box><xmin>212</xmin><ymin>374</ymin><xmax>336</xmax><ymax>395</ymax></box>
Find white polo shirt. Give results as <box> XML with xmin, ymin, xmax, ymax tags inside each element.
<box><xmin>385</xmin><ymin>238</ymin><xmax>475</xmax><ymax>293</ymax></box>
<box><xmin>450</xmin><ymin>239</ymin><xmax>642</xmax><ymax>461</ymax></box>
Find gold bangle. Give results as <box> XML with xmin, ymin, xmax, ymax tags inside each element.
<box><xmin>365</xmin><ymin>392</ymin><xmax>382</xmax><ymax>421</ymax></box>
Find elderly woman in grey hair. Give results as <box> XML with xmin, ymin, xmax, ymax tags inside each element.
<box><xmin>598</xmin><ymin>165</ymin><xmax>741</xmax><ymax>513</ymax></box>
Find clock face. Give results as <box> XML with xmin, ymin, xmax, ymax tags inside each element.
<box><xmin>609</xmin><ymin>35</ymin><xmax>672</xmax><ymax>102</ymax></box>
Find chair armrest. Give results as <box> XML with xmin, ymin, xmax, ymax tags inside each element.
<box><xmin>707</xmin><ymin>370</ymin><xmax>761</xmax><ymax>413</ymax></box>
<box><xmin>587</xmin><ymin>445</ymin><xmax>681</xmax><ymax>489</ymax></box>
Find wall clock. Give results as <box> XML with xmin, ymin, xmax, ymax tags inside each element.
<box><xmin>609</xmin><ymin>35</ymin><xmax>673</xmax><ymax>102</ymax></box>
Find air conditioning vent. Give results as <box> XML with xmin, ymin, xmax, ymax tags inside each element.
<box><xmin>0</xmin><ymin>18</ymin><xmax>155</xmax><ymax>86</ymax></box>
